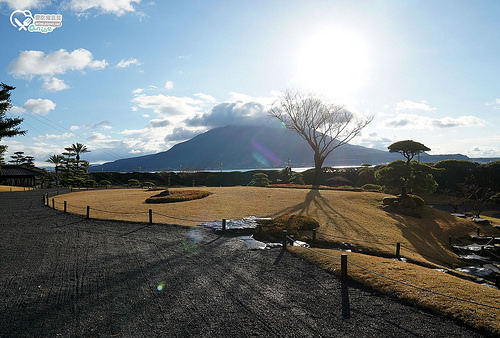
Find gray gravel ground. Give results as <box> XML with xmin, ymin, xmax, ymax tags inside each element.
<box><xmin>0</xmin><ymin>190</ymin><xmax>487</xmax><ymax>337</ymax></box>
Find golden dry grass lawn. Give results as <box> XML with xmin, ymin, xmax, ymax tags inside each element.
<box><xmin>290</xmin><ymin>247</ymin><xmax>500</xmax><ymax>336</ymax></box>
<box><xmin>53</xmin><ymin>186</ymin><xmax>499</xmax><ymax>335</ymax></box>
<box><xmin>0</xmin><ymin>185</ymin><xmax>33</xmax><ymax>192</ymax></box>
<box><xmin>53</xmin><ymin>186</ymin><xmax>488</xmax><ymax>267</ymax></box>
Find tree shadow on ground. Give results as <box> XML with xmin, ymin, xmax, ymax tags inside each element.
<box><xmin>268</xmin><ymin>189</ymin><xmax>385</xmax><ymax>240</ymax></box>
<box><xmin>269</xmin><ymin>189</ymin><xmax>347</xmax><ymax>224</ymax></box>
<box><xmin>384</xmin><ymin>209</ymin><xmax>464</xmax><ymax>266</ymax></box>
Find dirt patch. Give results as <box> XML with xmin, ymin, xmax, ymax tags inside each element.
<box><xmin>0</xmin><ymin>190</ymin><xmax>486</xmax><ymax>336</ymax></box>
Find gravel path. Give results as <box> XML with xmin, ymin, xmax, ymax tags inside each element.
<box><xmin>0</xmin><ymin>190</ymin><xmax>486</xmax><ymax>337</ymax></box>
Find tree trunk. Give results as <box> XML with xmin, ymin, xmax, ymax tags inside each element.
<box><xmin>312</xmin><ymin>153</ymin><xmax>324</xmax><ymax>189</ymax></box>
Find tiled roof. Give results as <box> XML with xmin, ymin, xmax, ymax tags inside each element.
<box><xmin>0</xmin><ymin>165</ymin><xmax>44</xmax><ymax>177</ymax></box>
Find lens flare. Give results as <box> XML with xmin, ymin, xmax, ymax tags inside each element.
<box><xmin>157</xmin><ymin>282</ymin><xmax>166</xmax><ymax>292</ymax></box>
<box><xmin>188</xmin><ymin>228</ymin><xmax>204</xmax><ymax>243</ymax></box>
<box><xmin>252</xmin><ymin>140</ymin><xmax>280</xmax><ymax>166</ymax></box>
<box><xmin>182</xmin><ymin>239</ymin><xmax>198</xmax><ymax>254</ymax></box>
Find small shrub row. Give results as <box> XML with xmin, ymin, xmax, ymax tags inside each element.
<box><xmin>267</xmin><ymin>184</ymin><xmax>362</xmax><ymax>191</ymax></box>
<box><xmin>361</xmin><ymin>183</ymin><xmax>382</xmax><ymax>191</ymax></box>
<box><xmin>146</xmin><ymin>190</ymin><xmax>212</xmax><ymax>203</ymax></box>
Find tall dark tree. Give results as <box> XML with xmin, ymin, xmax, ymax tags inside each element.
<box><xmin>46</xmin><ymin>154</ymin><xmax>65</xmax><ymax>186</ymax></box>
<box><xmin>9</xmin><ymin>151</ymin><xmax>26</xmax><ymax>165</ymax></box>
<box><xmin>0</xmin><ymin>83</ymin><xmax>25</xmax><ymax>141</ymax></box>
<box><xmin>386</xmin><ymin>140</ymin><xmax>432</xmax><ymax>195</ymax></box>
<box><xmin>64</xmin><ymin>143</ymin><xmax>90</xmax><ymax>169</ymax></box>
<box><xmin>269</xmin><ymin>90</ymin><xmax>372</xmax><ymax>186</ymax></box>
<box><xmin>0</xmin><ymin>145</ymin><xmax>7</xmax><ymax>165</ymax></box>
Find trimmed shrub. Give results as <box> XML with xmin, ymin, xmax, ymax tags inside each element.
<box><xmin>85</xmin><ymin>179</ymin><xmax>97</xmax><ymax>188</ymax></box>
<box><xmin>248</xmin><ymin>173</ymin><xmax>271</xmax><ymax>187</ymax></box>
<box><xmin>128</xmin><ymin>179</ymin><xmax>141</xmax><ymax>187</ymax></box>
<box><xmin>255</xmin><ymin>215</ymin><xmax>320</xmax><ymax>241</ymax></box>
<box><xmin>145</xmin><ymin>190</ymin><xmax>212</xmax><ymax>203</ymax></box>
<box><xmin>362</xmin><ymin>184</ymin><xmax>382</xmax><ymax>191</ymax></box>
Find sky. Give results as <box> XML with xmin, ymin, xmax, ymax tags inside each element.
<box><xmin>1</xmin><ymin>0</ymin><xmax>499</xmax><ymax>168</ymax></box>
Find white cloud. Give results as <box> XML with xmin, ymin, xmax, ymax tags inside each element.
<box><xmin>70</xmin><ymin>120</ymin><xmax>112</xmax><ymax>131</ymax></box>
<box><xmin>187</xmin><ymin>101</ymin><xmax>268</xmax><ymax>128</ymax></box>
<box><xmin>87</xmin><ymin>132</ymin><xmax>110</xmax><ymax>142</ymax></box>
<box><xmin>132</xmin><ymin>88</ymin><xmax>144</xmax><ymax>95</ymax></box>
<box><xmin>395</xmin><ymin>100</ymin><xmax>437</xmax><ymax>112</ymax></box>
<box><xmin>33</xmin><ymin>132</ymin><xmax>74</xmax><ymax>141</ymax></box>
<box><xmin>42</xmin><ymin>77</ymin><xmax>70</xmax><ymax>91</ymax></box>
<box><xmin>383</xmin><ymin>114</ymin><xmax>488</xmax><ymax>129</ymax></box>
<box><xmin>8</xmin><ymin>48</ymin><xmax>108</xmax><ymax>78</ymax></box>
<box><xmin>121</xmin><ymin>91</ymin><xmax>277</xmax><ymax>155</ymax></box>
<box><xmin>117</xmin><ymin>58</ymin><xmax>140</xmax><ymax>68</ymax></box>
<box><xmin>194</xmin><ymin>92</ymin><xmax>217</xmax><ymax>103</ymax></box>
<box><xmin>23</xmin><ymin>98</ymin><xmax>56</xmax><ymax>115</ymax></box>
<box><xmin>9</xmin><ymin>106</ymin><xmax>26</xmax><ymax>114</ymax></box>
<box><xmin>350</xmin><ymin>131</ymin><xmax>393</xmax><ymax>150</ymax></box>
<box><xmin>69</xmin><ymin>0</ymin><xmax>140</xmax><ymax>16</ymax></box>
<box><xmin>131</xmin><ymin>94</ymin><xmax>203</xmax><ymax>116</ymax></box>
<box><xmin>164</xmin><ymin>81</ymin><xmax>174</xmax><ymax>90</ymax></box>
<box><xmin>0</xmin><ymin>0</ymin><xmax>46</xmax><ymax>9</ymax></box>
<box><xmin>486</xmin><ymin>98</ymin><xmax>500</xmax><ymax>110</ymax></box>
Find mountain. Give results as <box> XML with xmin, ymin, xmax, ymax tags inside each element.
<box><xmin>89</xmin><ymin>124</ymin><xmax>474</xmax><ymax>172</ymax></box>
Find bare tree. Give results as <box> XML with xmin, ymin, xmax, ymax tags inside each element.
<box><xmin>269</xmin><ymin>90</ymin><xmax>373</xmax><ymax>186</ymax></box>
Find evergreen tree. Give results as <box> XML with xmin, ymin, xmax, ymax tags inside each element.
<box><xmin>0</xmin><ymin>83</ymin><xmax>25</xmax><ymax>141</ymax></box>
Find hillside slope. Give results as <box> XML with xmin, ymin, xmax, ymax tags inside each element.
<box><xmin>90</xmin><ymin>124</ymin><xmax>471</xmax><ymax>172</ymax></box>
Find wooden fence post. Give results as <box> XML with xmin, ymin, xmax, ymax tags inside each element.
<box><xmin>86</xmin><ymin>206</ymin><xmax>90</xmax><ymax>219</ymax></box>
<box><xmin>312</xmin><ymin>229</ymin><xmax>317</xmax><ymax>243</ymax></box>
<box><xmin>341</xmin><ymin>254</ymin><xmax>348</xmax><ymax>281</ymax></box>
<box><xmin>449</xmin><ymin>236</ymin><xmax>452</xmax><ymax>245</ymax></box>
<box><xmin>52</xmin><ymin>198</ymin><xmax>55</xmax><ymax>209</ymax></box>
<box><xmin>396</xmin><ymin>242</ymin><xmax>401</xmax><ymax>258</ymax></box>
<box><xmin>477</xmin><ymin>228</ymin><xmax>480</xmax><ymax>236</ymax></box>
<box><xmin>149</xmin><ymin>209</ymin><xmax>153</xmax><ymax>224</ymax></box>
<box><xmin>64</xmin><ymin>201</ymin><xmax>67</xmax><ymax>213</ymax></box>
<box><xmin>282</xmin><ymin>230</ymin><xmax>288</xmax><ymax>249</ymax></box>
<box><xmin>222</xmin><ymin>219</ymin><xmax>226</xmax><ymax>234</ymax></box>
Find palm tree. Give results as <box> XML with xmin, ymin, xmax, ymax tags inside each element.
<box><xmin>46</xmin><ymin>154</ymin><xmax>64</xmax><ymax>186</ymax></box>
<box><xmin>64</xmin><ymin>143</ymin><xmax>90</xmax><ymax>168</ymax></box>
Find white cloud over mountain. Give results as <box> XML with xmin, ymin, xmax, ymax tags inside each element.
<box><xmin>383</xmin><ymin>114</ymin><xmax>488</xmax><ymax>129</ymax></box>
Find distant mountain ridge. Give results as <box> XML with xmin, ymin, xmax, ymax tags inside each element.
<box><xmin>90</xmin><ymin>124</ymin><xmax>485</xmax><ymax>172</ymax></box>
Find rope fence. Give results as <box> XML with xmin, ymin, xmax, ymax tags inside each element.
<box><xmin>43</xmin><ymin>191</ymin><xmax>500</xmax><ymax>306</ymax></box>
<box><xmin>281</xmin><ymin>233</ymin><xmax>500</xmax><ymax>311</ymax></box>
<box><xmin>44</xmin><ymin>193</ymin><xmax>213</xmax><ymax>224</ymax></box>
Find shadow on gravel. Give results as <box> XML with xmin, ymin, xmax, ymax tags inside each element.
<box><xmin>52</xmin><ymin>219</ymin><xmax>86</xmax><ymax>228</ymax></box>
<box><xmin>273</xmin><ymin>248</ymin><xmax>285</xmax><ymax>265</ymax></box>
<box><xmin>342</xmin><ymin>280</ymin><xmax>351</xmax><ymax>319</ymax></box>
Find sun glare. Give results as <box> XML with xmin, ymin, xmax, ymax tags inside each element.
<box><xmin>293</xmin><ymin>28</ymin><xmax>371</xmax><ymax>101</ymax></box>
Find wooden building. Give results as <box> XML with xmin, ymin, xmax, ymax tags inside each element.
<box><xmin>0</xmin><ymin>165</ymin><xmax>45</xmax><ymax>187</ymax></box>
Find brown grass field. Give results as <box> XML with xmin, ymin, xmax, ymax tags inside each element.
<box><xmin>52</xmin><ymin>186</ymin><xmax>500</xmax><ymax>335</ymax></box>
<box><xmin>0</xmin><ymin>185</ymin><xmax>34</xmax><ymax>192</ymax></box>
<box><xmin>53</xmin><ymin>186</ymin><xmax>493</xmax><ymax>267</ymax></box>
